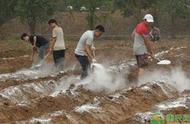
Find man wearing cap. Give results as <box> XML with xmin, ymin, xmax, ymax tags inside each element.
<box><xmin>131</xmin><ymin>14</ymin><xmax>154</xmax><ymax>76</ymax></box>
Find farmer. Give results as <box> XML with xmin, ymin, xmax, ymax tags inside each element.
<box><xmin>48</xmin><ymin>19</ymin><xmax>66</xmax><ymax>70</ymax></box>
<box><xmin>75</xmin><ymin>25</ymin><xmax>105</xmax><ymax>79</ymax></box>
<box><xmin>21</xmin><ymin>33</ymin><xmax>49</xmax><ymax>63</ymax></box>
<box><xmin>131</xmin><ymin>14</ymin><xmax>154</xmax><ymax>76</ymax></box>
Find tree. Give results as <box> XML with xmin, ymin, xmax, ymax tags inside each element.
<box><xmin>0</xmin><ymin>0</ymin><xmax>17</xmax><ymax>39</ymax></box>
<box><xmin>154</xmin><ymin>0</ymin><xmax>190</xmax><ymax>37</ymax></box>
<box><xmin>0</xmin><ymin>0</ymin><xmax>17</xmax><ymax>27</ymax></box>
<box><xmin>113</xmin><ymin>0</ymin><xmax>153</xmax><ymax>23</ymax></box>
<box><xmin>66</xmin><ymin>0</ymin><xmax>112</xmax><ymax>29</ymax></box>
<box><xmin>15</xmin><ymin>0</ymin><xmax>55</xmax><ymax>34</ymax></box>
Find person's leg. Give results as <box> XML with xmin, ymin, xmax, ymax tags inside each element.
<box><xmin>57</xmin><ymin>50</ymin><xmax>65</xmax><ymax>70</ymax></box>
<box><xmin>38</xmin><ymin>44</ymin><xmax>49</xmax><ymax>61</ymax></box>
<box><xmin>53</xmin><ymin>50</ymin><xmax>65</xmax><ymax>71</ymax></box>
<box><xmin>53</xmin><ymin>51</ymin><xmax>59</xmax><ymax>66</ymax></box>
<box><xmin>81</xmin><ymin>56</ymin><xmax>90</xmax><ymax>79</ymax></box>
<box><xmin>39</xmin><ymin>46</ymin><xmax>45</xmax><ymax>61</ymax></box>
<box><xmin>136</xmin><ymin>54</ymin><xmax>148</xmax><ymax>76</ymax></box>
<box><xmin>75</xmin><ymin>55</ymin><xmax>90</xmax><ymax>79</ymax></box>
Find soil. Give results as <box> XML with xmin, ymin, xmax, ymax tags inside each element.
<box><xmin>0</xmin><ymin>39</ymin><xmax>190</xmax><ymax>124</ymax></box>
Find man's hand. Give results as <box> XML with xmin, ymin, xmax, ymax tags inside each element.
<box><xmin>92</xmin><ymin>46</ymin><xmax>96</xmax><ymax>51</ymax></box>
<box><xmin>148</xmin><ymin>52</ymin><xmax>154</xmax><ymax>60</ymax></box>
<box><xmin>48</xmin><ymin>37</ymin><xmax>56</xmax><ymax>55</ymax></box>
<box><xmin>85</xmin><ymin>44</ymin><xmax>94</xmax><ymax>61</ymax></box>
<box><xmin>33</xmin><ymin>46</ymin><xmax>38</xmax><ymax>53</ymax></box>
<box><xmin>90</xmin><ymin>58</ymin><xmax>97</xmax><ymax>70</ymax></box>
<box><xmin>92</xmin><ymin>58</ymin><xmax>97</xmax><ymax>63</ymax></box>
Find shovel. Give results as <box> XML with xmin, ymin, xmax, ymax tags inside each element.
<box><xmin>91</xmin><ymin>49</ymin><xmax>96</xmax><ymax>69</ymax></box>
<box><xmin>91</xmin><ymin>49</ymin><xmax>100</xmax><ymax>70</ymax></box>
<box><xmin>30</xmin><ymin>53</ymin><xmax>50</xmax><ymax>69</ymax></box>
<box><xmin>154</xmin><ymin>57</ymin><xmax>171</xmax><ymax>65</ymax></box>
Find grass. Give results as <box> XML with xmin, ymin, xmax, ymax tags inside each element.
<box><xmin>6</xmin><ymin>39</ymin><xmax>31</xmax><ymax>51</ymax></box>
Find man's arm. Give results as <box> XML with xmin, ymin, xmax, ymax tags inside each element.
<box><xmin>33</xmin><ymin>36</ymin><xmax>37</xmax><ymax>48</ymax></box>
<box><xmin>143</xmin><ymin>35</ymin><xmax>154</xmax><ymax>56</ymax></box>
<box><xmin>48</xmin><ymin>37</ymin><xmax>56</xmax><ymax>54</ymax></box>
<box><xmin>85</xmin><ymin>44</ymin><xmax>94</xmax><ymax>62</ymax></box>
<box><xmin>48</xmin><ymin>28</ymin><xmax>57</xmax><ymax>54</ymax></box>
<box><xmin>31</xmin><ymin>36</ymin><xmax>38</xmax><ymax>61</ymax></box>
<box><xmin>44</xmin><ymin>37</ymin><xmax>56</xmax><ymax>61</ymax></box>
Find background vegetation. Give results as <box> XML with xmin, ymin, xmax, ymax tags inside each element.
<box><xmin>0</xmin><ymin>0</ymin><xmax>190</xmax><ymax>39</ymax></box>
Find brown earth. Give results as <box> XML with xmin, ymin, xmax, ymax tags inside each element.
<box><xmin>0</xmin><ymin>38</ymin><xmax>190</xmax><ymax>123</ymax></box>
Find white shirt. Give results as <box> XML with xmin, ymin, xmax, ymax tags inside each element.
<box><xmin>52</xmin><ymin>26</ymin><xmax>66</xmax><ymax>50</ymax></box>
<box><xmin>75</xmin><ymin>30</ymin><xmax>94</xmax><ymax>56</ymax></box>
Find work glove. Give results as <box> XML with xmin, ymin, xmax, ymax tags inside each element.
<box><xmin>92</xmin><ymin>46</ymin><xmax>96</xmax><ymax>51</ymax></box>
<box><xmin>92</xmin><ymin>58</ymin><xmax>97</xmax><ymax>63</ymax></box>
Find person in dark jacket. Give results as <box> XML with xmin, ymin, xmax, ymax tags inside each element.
<box><xmin>21</xmin><ymin>33</ymin><xmax>49</xmax><ymax>62</ymax></box>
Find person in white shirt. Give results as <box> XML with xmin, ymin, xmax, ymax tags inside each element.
<box><xmin>75</xmin><ymin>25</ymin><xmax>105</xmax><ymax>79</ymax></box>
<box><xmin>48</xmin><ymin>19</ymin><xmax>66</xmax><ymax>70</ymax></box>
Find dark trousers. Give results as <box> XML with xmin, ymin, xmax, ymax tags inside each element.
<box><xmin>135</xmin><ymin>54</ymin><xmax>148</xmax><ymax>68</ymax></box>
<box><xmin>75</xmin><ymin>54</ymin><xmax>90</xmax><ymax>79</ymax></box>
<box><xmin>53</xmin><ymin>50</ymin><xmax>65</xmax><ymax>70</ymax></box>
<box><xmin>38</xmin><ymin>43</ymin><xmax>49</xmax><ymax>60</ymax></box>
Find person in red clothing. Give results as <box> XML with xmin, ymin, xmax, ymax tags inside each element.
<box><xmin>131</xmin><ymin>14</ymin><xmax>154</xmax><ymax>76</ymax></box>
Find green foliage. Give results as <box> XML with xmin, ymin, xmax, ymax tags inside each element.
<box><xmin>1</xmin><ymin>0</ymin><xmax>190</xmax><ymax>38</ymax></box>
<box><xmin>155</xmin><ymin>0</ymin><xmax>190</xmax><ymax>18</ymax></box>
<box><xmin>113</xmin><ymin>0</ymin><xmax>152</xmax><ymax>17</ymax></box>
<box><xmin>0</xmin><ymin>0</ymin><xmax>17</xmax><ymax>27</ymax></box>
<box><xmin>153</xmin><ymin>0</ymin><xmax>190</xmax><ymax>37</ymax></box>
<box><xmin>15</xmin><ymin>0</ymin><xmax>55</xmax><ymax>34</ymax></box>
<box><xmin>113</xmin><ymin>0</ymin><xmax>190</xmax><ymax>37</ymax></box>
<box><xmin>66</xmin><ymin>0</ymin><xmax>112</xmax><ymax>29</ymax></box>
<box><xmin>113</xmin><ymin>0</ymin><xmax>190</xmax><ymax>20</ymax></box>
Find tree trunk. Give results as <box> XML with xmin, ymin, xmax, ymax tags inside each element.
<box><xmin>28</xmin><ymin>17</ymin><xmax>36</xmax><ymax>35</ymax></box>
<box><xmin>88</xmin><ymin>9</ymin><xmax>96</xmax><ymax>29</ymax></box>
<box><xmin>170</xmin><ymin>0</ymin><xmax>176</xmax><ymax>38</ymax></box>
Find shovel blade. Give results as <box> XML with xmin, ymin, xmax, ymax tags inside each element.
<box><xmin>157</xmin><ymin>60</ymin><xmax>171</xmax><ymax>65</ymax></box>
<box><xmin>30</xmin><ymin>60</ymin><xmax>44</xmax><ymax>70</ymax></box>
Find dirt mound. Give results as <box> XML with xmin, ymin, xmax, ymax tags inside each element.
<box><xmin>0</xmin><ymin>42</ymin><xmax>190</xmax><ymax>124</ymax></box>
<box><xmin>0</xmin><ymin>81</ymin><xmax>179</xmax><ymax>123</ymax></box>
